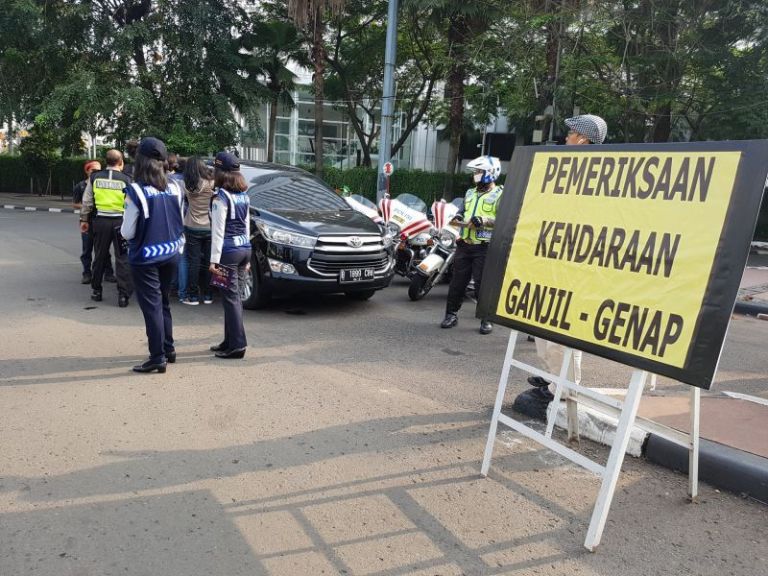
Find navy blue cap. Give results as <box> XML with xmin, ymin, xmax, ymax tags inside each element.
<box><xmin>138</xmin><ymin>137</ymin><xmax>168</xmax><ymax>161</ymax></box>
<box><xmin>214</xmin><ymin>151</ymin><xmax>240</xmax><ymax>172</ymax></box>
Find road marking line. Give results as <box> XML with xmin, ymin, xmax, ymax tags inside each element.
<box><xmin>722</xmin><ymin>391</ymin><xmax>768</xmax><ymax>406</ymax></box>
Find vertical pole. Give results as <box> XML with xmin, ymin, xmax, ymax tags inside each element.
<box><xmin>584</xmin><ymin>369</ymin><xmax>646</xmax><ymax>552</ymax></box>
<box><xmin>481</xmin><ymin>331</ymin><xmax>519</xmax><ymax>476</ymax></box>
<box><xmin>377</xmin><ymin>0</ymin><xmax>399</xmax><ymax>202</ymax></box>
<box><xmin>688</xmin><ymin>386</ymin><xmax>700</xmax><ymax>501</ymax></box>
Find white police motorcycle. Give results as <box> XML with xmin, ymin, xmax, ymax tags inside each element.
<box><xmin>407</xmin><ymin>198</ymin><xmax>463</xmax><ymax>301</ymax></box>
<box><xmin>378</xmin><ymin>193</ymin><xmax>433</xmax><ymax>278</ymax></box>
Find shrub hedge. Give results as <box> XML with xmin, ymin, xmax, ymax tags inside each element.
<box><xmin>0</xmin><ymin>155</ymin><xmax>90</xmax><ymax>197</ymax></box>
<box><xmin>1</xmin><ymin>154</ymin><xmax>765</xmax><ymax>239</ymax></box>
<box><xmin>319</xmin><ymin>166</ymin><xmax>507</xmax><ymax>204</ymax></box>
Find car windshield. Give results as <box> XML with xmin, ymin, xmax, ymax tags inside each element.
<box><xmin>247</xmin><ymin>173</ymin><xmax>351</xmax><ymax>211</ymax></box>
<box><xmin>394</xmin><ymin>193</ymin><xmax>427</xmax><ymax>213</ymax></box>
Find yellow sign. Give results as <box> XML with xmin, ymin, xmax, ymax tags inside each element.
<box><xmin>494</xmin><ymin>151</ymin><xmax>741</xmax><ymax>368</ymax></box>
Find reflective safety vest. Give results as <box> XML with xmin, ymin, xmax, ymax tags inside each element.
<box><xmin>92</xmin><ymin>169</ymin><xmax>131</xmax><ymax>216</ymax></box>
<box><xmin>460</xmin><ymin>185</ymin><xmax>503</xmax><ymax>243</ymax></box>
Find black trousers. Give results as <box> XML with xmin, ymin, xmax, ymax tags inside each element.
<box><xmin>80</xmin><ymin>229</ymin><xmax>113</xmax><ymax>276</ymax></box>
<box><xmin>446</xmin><ymin>241</ymin><xmax>488</xmax><ymax>315</ymax></box>
<box><xmin>219</xmin><ymin>248</ymin><xmax>251</xmax><ymax>350</ymax></box>
<box><xmin>92</xmin><ymin>216</ymin><xmax>132</xmax><ymax>296</ymax></box>
<box><xmin>131</xmin><ymin>256</ymin><xmax>178</xmax><ymax>363</ymax></box>
<box><xmin>185</xmin><ymin>228</ymin><xmax>212</xmax><ymax>297</ymax></box>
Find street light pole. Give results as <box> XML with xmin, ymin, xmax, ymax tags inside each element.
<box><xmin>377</xmin><ymin>0</ymin><xmax>399</xmax><ymax>202</ymax></box>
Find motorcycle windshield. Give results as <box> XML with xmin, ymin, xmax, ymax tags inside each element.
<box><xmin>350</xmin><ymin>194</ymin><xmax>377</xmax><ymax>211</ymax></box>
<box><xmin>432</xmin><ymin>200</ymin><xmax>459</xmax><ymax>230</ymax></box>
<box><xmin>394</xmin><ymin>193</ymin><xmax>427</xmax><ymax>214</ymax></box>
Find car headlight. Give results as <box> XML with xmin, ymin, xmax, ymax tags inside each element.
<box><xmin>256</xmin><ymin>220</ymin><xmax>317</xmax><ymax>249</ymax></box>
<box><xmin>382</xmin><ymin>234</ymin><xmax>394</xmax><ymax>249</ymax></box>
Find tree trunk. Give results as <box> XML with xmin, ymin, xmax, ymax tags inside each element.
<box><xmin>443</xmin><ymin>16</ymin><xmax>469</xmax><ymax>200</ymax></box>
<box><xmin>7</xmin><ymin>115</ymin><xmax>13</xmax><ymax>154</ymax></box>
<box><xmin>312</xmin><ymin>8</ymin><xmax>325</xmax><ymax>179</ymax></box>
<box><xmin>268</xmin><ymin>96</ymin><xmax>278</xmax><ymax>163</ymax></box>
<box><xmin>652</xmin><ymin>102</ymin><xmax>672</xmax><ymax>142</ymax></box>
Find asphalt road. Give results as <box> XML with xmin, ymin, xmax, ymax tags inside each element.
<box><xmin>1</xmin><ymin>210</ymin><xmax>766</xmax><ymax>576</ymax></box>
<box><xmin>2</xmin><ymin>210</ymin><xmax>766</xmax><ymax>404</ymax></box>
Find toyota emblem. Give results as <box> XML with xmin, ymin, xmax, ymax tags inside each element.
<box><xmin>348</xmin><ymin>236</ymin><xmax>363</xmax><ymax>248</ymax></box>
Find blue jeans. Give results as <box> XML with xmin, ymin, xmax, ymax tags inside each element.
<box><xmin>176</xmin><ymin>248</ymin><xmax>189</xmax><ymax>299</ymax></box>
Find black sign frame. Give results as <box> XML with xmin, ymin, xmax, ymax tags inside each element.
<box><xmin>476</xmin><ymin>140</ymin><xmax>768</xmax><ymax>389</ymax></box>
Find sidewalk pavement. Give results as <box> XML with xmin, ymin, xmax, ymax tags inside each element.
<box><xmin>3</xmin><ymin>191</ymin><xmax>767</xmax><ymax>503</ymax></box>
<box><xmin>736</xmin><ymin>247</ymin><xmax>768</xmax><ymax>316</ymax></box>
<box><xmin>550</xmin><ymin>391</ymin><xmax>768</xmax><ymax>503</ymax></box>
<box><xmin>0</xmin><ymin>191</ymin><xmax>79</xmax><ymax>213</ymax></box>
<box><xmin>544</xmin><ymin>259</ymin><xmax>768</xmax><ymax>502</ymax></box>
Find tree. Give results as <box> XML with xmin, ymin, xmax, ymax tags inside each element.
<box><xmin>19</xmin><ymin>119</ymin><xmax>59</xmax><ymax>194</ymax></box>
<box><xmin>325</xmin><ymin>0</ymin><xmax>443</xmax><ymax>167</ymax></box>
<box><xmin>242</xmin><ymin>18</ymin><xmax>309</xmax><ymax>162</ymax></box>
<box><xmin>411</xmin><ymin>0</ymin><xmax>506</xmax><ymax>197</ymax></box>
<box><xmin>287</xmin><ymin>0</ymin><xmax>347</xmax><ymax>178</ymax></box>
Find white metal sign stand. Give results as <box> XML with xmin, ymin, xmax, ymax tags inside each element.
<box><xmin>481</xmin><ymin>330</ymin><xmax>701</xmax><ymax>552</ymax></box>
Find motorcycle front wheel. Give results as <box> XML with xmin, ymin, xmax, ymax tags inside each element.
<box><xmin>408</xmin><ymin>272</ymin><xmax>436</xmax><ymax>301</ymax></box>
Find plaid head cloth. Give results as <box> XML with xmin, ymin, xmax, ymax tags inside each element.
<box><xmin>564</xmin><ymin>114</ymin><xmax>608</xmax><ymax>144</ymax></box>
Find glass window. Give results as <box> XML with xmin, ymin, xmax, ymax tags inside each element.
<box><xmin>274</xmin><ymin>151</ymin><xmax>291</xmax><ymax>165</ymax></box>
<box><xmin>275</xmin><ymin>135</ymin><xmax>291</xmax><ymax>151</ymax></box>
<box><xmin>298</xmin><ymin>120</ymin><xmax>314</xmax><ymax>136</ymax></box>
<box><xmin>276</xmin><ymin>118</ymin><xmax>290</xmax><ymax>134</ymax></box>
<box><xmin>247</xmin><ymin>173</ymin><xmax>350</xmax><ymax>211</ymax></box>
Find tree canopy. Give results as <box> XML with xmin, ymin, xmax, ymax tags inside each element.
<box><xmin>1</xmin><ymin>0</ymin><xmax>766</xmax><ymax>162</ymax></box>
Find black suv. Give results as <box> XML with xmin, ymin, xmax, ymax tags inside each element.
<box><xmin>237</xmin><ymin>161</ymin><xmax>394</xmax><ymax>308</ymax></box>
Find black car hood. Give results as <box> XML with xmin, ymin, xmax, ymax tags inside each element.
<box><xmin>253</xmin><ymin>208</ymin><xmax>381</xmax><ymax>236</ymax></box>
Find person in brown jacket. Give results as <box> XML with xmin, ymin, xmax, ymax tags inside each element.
<box><xmin>181</xmin><ymin>157</ymin><xmax>215</xmax><ymax>305</ymax></box>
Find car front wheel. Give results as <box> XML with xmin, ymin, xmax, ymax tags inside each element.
<box><xmin>242</xmin><ymin>253</ymin><xmax>271</xmax><ymax>309</ymax></box>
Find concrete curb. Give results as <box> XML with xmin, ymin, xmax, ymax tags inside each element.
<box><xmin>734</xmin><ymin>299</ymin><xmax>768</xmax><ymax>317</ymax></box>
<box><xmin>553</xmin><ymin>402</ymin><xmax>646</xmax><ymax>457</ymax></box>
<box><xmin>645</xmin><ymin>434</ymin><xmax>768</xmax><ymax>504</ymax></box>
<box><xmin>2</xmin><ymin>203</ymin><xmax>78</xmax><ymax>214</ymax></box>
<box><xmin>552</xmin><ymin>402</ymin><xmax>768</xmax><ymax>502</ymax></box>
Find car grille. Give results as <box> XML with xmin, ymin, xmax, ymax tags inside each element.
<box><xmin>308</xmin><ymin>235</ymin><xmax>391</xmax><ymax>277</ymax></box>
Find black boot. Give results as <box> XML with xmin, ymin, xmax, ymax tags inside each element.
<box><xmin>215</xmin><ymin>347</ymin><xmax>246</xmax><ymax>359</ymax></box>
<box><xmin>91</xmin><ymin>290</ymin><xmax>102</xmax><ymax>302</ymax></box>
<box><xmin>118</xmin><ymin>293</ymin><xmax>129</xmax><ymax>307</ymax></box>
<box><xmin>512</xmin><ymin>387</ymin><xmax>555</xmax><ymax>421</ymax></box>
<box><xmin>479</xmin><ymin>320</ymin><xmax>493</xmax><ymax>335</ymax></box>
<box><xmin>440</xmin><ymin>312</ymin><xmax>458</xmax><ymax>329</ymax></box>
<box><xmin>527</xmin><ymin>376</ymin><xmax>552</xmax><ymax>388</ymax></box>
<box><xmin>132</xmin><ymin>359</ymin><xmax>167</xmax><ymax>374</ymax></box>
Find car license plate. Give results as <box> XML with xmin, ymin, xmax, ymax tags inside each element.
<box><xmin>340</xmin><ymin>268</ymin><xmax>375</xmax><ymax>283</ymax></box>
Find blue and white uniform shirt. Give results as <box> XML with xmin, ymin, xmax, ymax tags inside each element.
<box><xmin>122</xmin><ymin>182</ymin><xmax>185</xmax><ymax>266</ymax></box>
<box><xmin>210</xmin><ymin>189</ymin><xmax>251</xmax><ymax>264</ymax></box>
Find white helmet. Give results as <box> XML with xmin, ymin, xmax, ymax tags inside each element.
<box><xmin>466</xmin><ymin>156</ymin><xmax>501</xmax><ymax>185</ymax></box>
